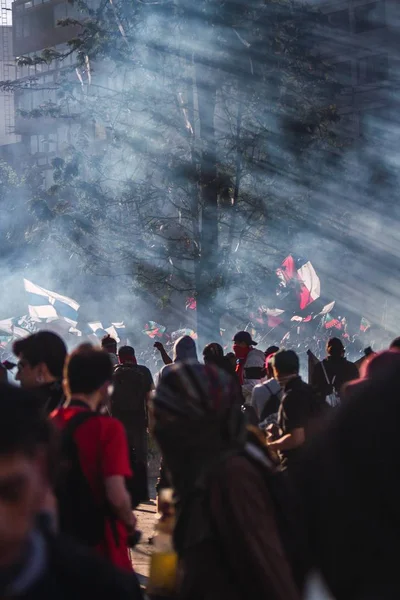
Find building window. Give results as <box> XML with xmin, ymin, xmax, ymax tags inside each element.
<box><xmin>15</xmin><ymin>17</ymin><xmax>23</xmax><ymax>38</ymax></box>
<box><xmin>30</xmin><ymin>135</ymin><xmax>39</xmax><ymax>154</ymax></box>
<box><xmin>24</xmin><ymin>0</ymin><xmax>33</xmax><ymax>8</ymax></box>
<box><xmin>358</xmin><ymin>54</ymin><xmax>388</xmax><ymax>84</ymax></box>
<box><xmin>23</xmin><ymin>15</ymin><xmax>31</xmax><ymax>38</ymax></box>
<box><xmin>354</xmin><ymin>2</ymin><xmax>385</xmax><ymax>34</ymax></box>
<box><xmin>327</xmin><ymin>9</ymin><xmax>350</xmax><ymax>31</ymax></box>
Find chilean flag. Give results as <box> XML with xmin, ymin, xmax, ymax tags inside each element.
<box><xmin>297</xmin><ymin>261</ymin><xmax>321</xmax><ymax>310</ymax></box>
<box><xmin>276</xmin><ymin>256</ymin><xmax>321</xmax><ymax>310</ymax></box>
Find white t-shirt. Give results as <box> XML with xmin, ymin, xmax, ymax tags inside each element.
<box><xmin>242</xmin><ymin>348</ymin><xmax>267</xmax><ymax>402</ymax></box>
<box><xmin>251</xmin><ymin>377</ymin><xmax>281</xmax><ymax>422</ymax></box>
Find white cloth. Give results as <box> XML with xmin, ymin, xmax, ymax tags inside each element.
<box><xmin>242</xmin><ymin>348</ymin><xmax>266</xmax><ymax>402</ymax></box>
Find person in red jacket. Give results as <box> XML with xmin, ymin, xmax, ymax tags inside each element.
<box><xmin>52</xmin><ymin>344</ymin><xmax>136</xmax><ymax>571</ymax></box>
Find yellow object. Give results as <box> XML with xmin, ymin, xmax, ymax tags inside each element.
<box><xmin>147</xmin><ymin>551</ymin><xmax>178</xmax><ymax>596</ymax></box>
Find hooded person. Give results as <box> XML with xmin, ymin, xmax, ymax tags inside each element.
<box><xmin>154</xmin><ymin>336</ymin><xmax>200</xmax><ymax>498</ymax></box>
<box><xmin>156</xmin><ymin>336</ymin><xmax>199</xmax><ymax>384</ymax></box>
<box><xmin>152</xmin><ymin>362</ymin><xmax>301</xmax><ymax>600</ymax></box>
<box><xmin>232</xmin><ymin>331</ymin><xmax>266</xmax><ymax>402</ymax></box>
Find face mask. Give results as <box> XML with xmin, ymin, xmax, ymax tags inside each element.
<box><xmin>233</xmin><ymin>344</ymin><xmax>250</xmax><ymax>360</ymax></box>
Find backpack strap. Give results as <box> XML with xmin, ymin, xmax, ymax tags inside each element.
<box><xmin>259</xmin><ymin>384</ymin><xmax>280</xmax><ymax>423</ymax></box>
<box><xmin>59</xmin><ymin>410</ymin><xmax>119</xmax><ymax>544</ymax></box>
<box><xmin>320</xmin><ymin>361</ymin><xmax>331</xmax><ymax>385</ymax></box>
<box><xmin>61</xmin><ymin>411</ymin><xmax>99</xmax><ymax>446</ymax></box>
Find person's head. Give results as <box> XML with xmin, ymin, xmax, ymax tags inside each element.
<box><xmin>203</xmin><ymin>342</ymin><xmax>224</xmax><ymax>365</ymax></box>
<box><xmin>344</xmin><ymin>349</ymin><xmax>400</xmax><ymax>400</ymax></box>
<box><xmin>265</xmin><ymin>346</ymin><xmax>279</xmax><ymax>379</ymax></box>
<box><xmin>63</xmin><ymin>344</ymin><xmax>113</xmax><ymax>410</ymax></box>
<box><xmin>271</xmin><ymin>349</ymin><xmax>299</xmax><ymax>382</ymax></box>
<box><xmin>327</xmin><ymin>337</ymin><xmax>345</xmax><ymax>359</ymax></box>
<box><xmin>265</xmin><ymin>345</ymin><xmax>279</xmax><ymax>358</ymax></box>
<box><xmin>13</xmin><ymin>331</ymin><xmax>67</xmax><ymax>389</ymax></box>
<box><xmin>173</xmin><ymin>335</ymin><xmax>198</xmax><ymax>362</ymax></box>
<box><xmin>225</xmin><ymin>352</ymin><xmax>237</xmax><ymax>370</ymax></box>
<box><xmin>118</xmin><ymin>345</ymin><xmax>136</xmax><ymax>364</ymax></box>
<box><xmin>390</xmin><ymin>337</ymin><xmax>400</xmax><ymax>350</ymax></box>
<box><xmin>0</xmin><ymin>384</ymin><xmax>52</xmax><ymax>566</ymax></box>
<box><xmin>233</xmin><ymin>331</ymin><xmax>258</xmax><ymax>349</ymax></box>
<box><xmin>101</xmin><ymin>334</ymin><xmax>117</xmax><ymax>355</ymax></box>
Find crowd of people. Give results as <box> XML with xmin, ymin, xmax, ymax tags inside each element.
<box><xmin>0</xmin><ymin>325</ymin><xmax>399</xmax><ymax>599</ymax></box>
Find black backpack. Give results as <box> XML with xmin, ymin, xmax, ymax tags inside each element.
<box><xmin>56</xmin><ymin>412</ymin><xmax>108</xmax><ymax>547</ymax></box>
<box><xmin>112</xmin><ymin>364</ymin><xmax>146</xmax><ymax>417</ymax></box>
<box><xmin>259</xmin><ymin>384</ymin><xmax>281</xmax><ymax>424</ymax></box>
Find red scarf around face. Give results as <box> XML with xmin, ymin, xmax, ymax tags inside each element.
<box><xmin>233</xmin><ymin>344</ymin><xmax>252</xmax><ymax>385</ymax></box>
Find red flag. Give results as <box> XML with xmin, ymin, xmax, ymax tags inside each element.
<box><xmin>276</xmin><ymin>255</ymin><xmax>296</xmax><ymax>287</ymax></box>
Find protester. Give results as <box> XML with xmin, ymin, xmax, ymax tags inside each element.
<box><xmin>264</xmin><ymin>345</ymin><xmax>279</xmax><ymax>359</ymax></box>
<box><xmin>294</xmin><ymin>352</ymin><xmax>400</xmax><ymax>599</ymax></box>
<box><xmin>13</xmin><ymin>331</ymin><xmax>67</xmax><ymax>415</ymax></box>
<box><xmin>0</xmin><ymin>382</ymin><xmax>142</xmax><ymax>599</ymax></box>
<box><xmin>112</xmin><ymin>345</ymin><xmax>154</xmax><ymax>505</ymax></box>
<box><xmin>152</xmin><ymin>362</ymin><xmax>300</xmax><ymax>600</ymax></box>
<box><xmin>203</xmin><ymin>342</ymin><xmax>236</xmax><ymax>377</ymax></box>
<box><xmin>311</xmin><ymin>338</ymin><xmax>358</xmax><ymax>406</ymax></box>
<box><xmin>101</xmin><ymin>334</ymin><xmax>119</xmax><ymax>366</ymax></box>
<box><xmin>52</xmin><ymin>345</ymin><xmax>136</xmax><ymax>571</ymax></box>
<box><xmin>157</xmin><ymin>335</ymin><xmax>199</xmax><ymax>382</ymax></box>
<box><xmin>153</xmin><ymin>341</ymin><xmax>173</xmax><ymax>366</ymax></box>
<box><xmin>233</xmin><ymin>331</ymin><xmax>266</xmax><ymax>401</ymax></box>
<box><xmin>251</xmin><ymin>348</ymin><xmax>281</xmax><ymax>424</ymax></box>
<box><xmin>225</xmin><ymin>352</ymin><xmax>237</xmax><ymax>372</ymax></box>
<box><xmin>267</xmin><ymin>350</ymin><xmax>317</xmax><ymax>469</ymax></box>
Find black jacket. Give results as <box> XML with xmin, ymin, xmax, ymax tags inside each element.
<box><xmin>33</xmin><ymin>381</ymin><xmax>64</xmax><ymax>416</ymax></box>
<box><xmin>312</xmin><ymin>357</ymin><xmax>358</xmax><ymax>402</ymax></box>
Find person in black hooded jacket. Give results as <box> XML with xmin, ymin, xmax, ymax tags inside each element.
<box><xmin>312</xmin><ymin>338</ymin><xmax>358</xmax><ymax>405</ymax></box>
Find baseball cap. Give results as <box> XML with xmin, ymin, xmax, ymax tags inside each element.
<box><xmin>233</xmin><ymin>331</ymin><xmax>258</xmax><ymax>346</ymax></box>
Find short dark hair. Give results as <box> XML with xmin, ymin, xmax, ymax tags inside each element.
<box><xmin>327</xmin><ymin>337</ymin><xmax>344</xmax><ymax>358</ymax></box>
<box><xmin>390</xmin><ymin>337</ymin><xmax>400</xmax><ymax>350</ymax></box>
<box><xmin>101</xmin><ymin>334</ymin><xmax>117</xmax><ymax>352</ymax></box>
<box><xmin>65</xmin><ymin>345</ymin><xmax>113</xmax><ymax>395</ymax></box>
<box><xmin>203</xmin><ymin>343</ymin><xmax>224</xmax><ymax>362</ymax></box>
<box><xmin>0</xmin><ymin>383</ymin><xmax>52</xmax><ymax>456</ymax></box>
<box><xmin>13</xmin><ymin>331</ymin><xmax>67</xmax><ymax>378</ymax></box>
<box><xmin>265</xmin><ymin>345</ymin><xmax>279</xmax><ymax>358</ymax></box>
<box><xmin>118</xmin><ymin>345</ymin><xmax>135</xmax><ymax>360</ymax></box>
<box><xmin>272</xmin><ymin>349</ymin><xmax>299</xmax><ymax>375</ymax></box>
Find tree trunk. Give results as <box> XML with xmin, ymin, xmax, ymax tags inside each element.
<box><xmin>194</xmin><ymin>60</ymin><xmax>220</xmax><ymax>348</ymax></box>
